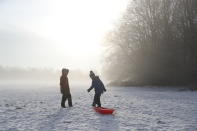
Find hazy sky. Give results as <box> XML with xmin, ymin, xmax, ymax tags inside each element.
<box><xmin>0</xmin><ymin>0</ymin><xmax>128</xmax><ymax>70</ymax></box>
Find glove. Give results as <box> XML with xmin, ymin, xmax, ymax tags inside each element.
<box><xmin>104</xmin><ymin>88</ymin><xmax>107</xmax><ymax>92</ymax></box>
<box><xmin>87</xmin><ymin>89</ymin><xmax>90</xmax><ymax>92</ymax></box>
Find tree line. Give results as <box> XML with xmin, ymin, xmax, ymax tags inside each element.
<box><xmin>103</xmin><ymin>0</ymin><xmax>197</xmax><ymax>86</ymax></box>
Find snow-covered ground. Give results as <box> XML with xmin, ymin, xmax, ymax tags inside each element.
<box><xmin>0</xmin><ymin>85</ymin><xmax>197</xmax><ymax>131</ymax></box>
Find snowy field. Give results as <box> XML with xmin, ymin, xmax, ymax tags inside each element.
<box><xmin>0</xmin><ymin>84</ymin><xmax>197</xmax><ymax>131</ymax></box>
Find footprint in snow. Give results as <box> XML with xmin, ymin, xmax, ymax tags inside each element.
<box><xmin>6</xmin><ymin>128</ymin><xmax>19</xmax><ymax>131</ymax></box>
<box><xmin>157</xmin><ymin>120</ymin><xmax>166</xmax><ymax>124</ymax></box>
<box><xmin>5</xmin><ymin>104</ymin><xmax>9</xmax><ymax>107</ymax></box>
<box><xmin>15</xmin><ymin>107</ymin><xmax>23</xmax><ymax>110</ymax></box>
<box><xmin>63</xmin><ymin>121</ymin><xmax>72</xmax><ymax>123</ymax></box>
<box><xmin>114</xmin><ymin>95</ymin><xmax>120</xmax><ymax>97</ymax></box>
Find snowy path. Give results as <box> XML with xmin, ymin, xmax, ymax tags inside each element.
<box><xmin>0</xmin><ymin>85</ymin><xmax>197</xmax><ymax>131</ymax></box>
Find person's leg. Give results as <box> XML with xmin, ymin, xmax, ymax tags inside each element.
<box><xmin>68</xmin><ymin>94</ymin><xmax>72</xmax><ymax>107</ymax></box>
<box><xmin>61</xmin><ymin>94</ymin><xmax>67</xmax><ymax>108</ymax></box>
<box><xmin>92</xmin><ymin>94</ymin><xmax>96</xmax><ymax>106</ymax></box>
<box><xmin>95</xmin><ymin>94</ymin><xmax>99</xmax><ymax>107</ymax></box>
<box><xmin>97</xmin><ymin>93</ymin><xmax>101</xmax><ymax>107</ymax></box>
<box><xmin>94</xmin><ymin>93</ymin><xmax>101</xmax><ymax>107</ymax></box>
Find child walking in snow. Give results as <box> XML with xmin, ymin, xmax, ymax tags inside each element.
<box><xmin>60</xmin><ymin>68</ymin><xmax>72</xmax><ymax>108</ymax></box>
<box><xmin>87</xmin><ymin>71</ymin><xmax>106</xmax><ymax>107</ymax></box>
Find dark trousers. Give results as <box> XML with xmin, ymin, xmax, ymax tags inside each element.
<box><xmin>61</xmin><ymin>94</ymin><xmax>72</xmax><ymax>107</ymax></box>
<box><xmin>93</xmin><ymin>93</ymin><xmax>101</xmax><ymax>107</ymax></box>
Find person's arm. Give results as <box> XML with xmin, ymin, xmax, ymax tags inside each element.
<box><xmin>103</xmin><ymin>85</ymin><xmax>106</xmax><ymax>92</ymax></box>
<box><xmin>66</xmin><ymin>77</ymin><xmax>69</xmax><ymax>89</ymax></box>
<box><xmin>87</xmin><ymin>81</ymin><xmax>94</xmax><ymax>92</ymax></box>
<box><xmin>60</xmin><ymin>77</ymin><xmax>63</xmax><ymax>94</ymax></box>
<box><xmin>60</xmin><ymin>76</ymin><xmax>64</xmax><ymax>86</ymax></box>
<box><xmin>101</xmin><ymin>80</ymin><xmax>106</xmax><ymax>92</ymax></box>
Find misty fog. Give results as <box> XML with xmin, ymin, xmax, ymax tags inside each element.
<box><xmin>0</xmin><ymin>66</ymin><xmax>93</xmax><ymax>87</ymax></box>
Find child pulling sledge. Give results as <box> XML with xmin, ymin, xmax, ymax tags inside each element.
<box><xmin>87</xmin><ymin>71</ymin><xmax>106</xmax><ymax>107</ymax></box>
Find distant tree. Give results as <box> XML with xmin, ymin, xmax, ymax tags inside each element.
<box><xmin>103</xmin><ymin>0</ymin><xmax>197</xmax><ymax>86</ymax></box>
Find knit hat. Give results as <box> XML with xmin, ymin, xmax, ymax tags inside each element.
<box><xmin>62</xmin><ymin>68</ymin><xmax>69</xmax><ymax>74</ymax></box>
<box><xmin>89</xmin><ymin>70</ymin><xmax>95</xmax><ymax>77</ymax></box>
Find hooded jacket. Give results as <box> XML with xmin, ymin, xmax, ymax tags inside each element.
<box><xmin>60</xmin><ymin>75</ymin><xmax>70</xmax><ymax>95</ymax></box>
<box><xmin>89</xmin><ymin>76</ymin><xmax>106</xmax><ymax>94</ymax></box>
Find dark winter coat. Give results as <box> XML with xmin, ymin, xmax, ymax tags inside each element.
<box><xmin>88</xmin><ymin>76</ymin><xmax>106</xmax><ymax>94</ymax></box>
<box><xmin>60</xmin><ymin>76</ymin><xmax>70</xmax><ymax>95</ymax></box>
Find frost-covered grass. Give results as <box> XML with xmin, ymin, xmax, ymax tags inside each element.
<box><xmin>0</xmin><ymin>85</ymin><xmax>197</xmax><ymax>131</ymax></box>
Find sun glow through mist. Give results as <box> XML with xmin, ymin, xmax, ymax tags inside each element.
<box><xmin>35</xmin><ymin>0</ymin><xmax>129</xmax><ymax>70</ymax></box>
<box><xmin>0</xmin><ymin>0</ymin><xmax>129</xmax><ymax>70</ymax></box>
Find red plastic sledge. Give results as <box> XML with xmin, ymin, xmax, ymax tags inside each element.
<box><xmin>94</xmin><ymin>107</ymin><xmax>115</xmax><ymax>114</ymax></box>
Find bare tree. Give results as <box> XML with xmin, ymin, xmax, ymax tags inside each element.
<box><xmin>103</xmin><ymin>0</ymin><xmax>197</xmax><ymax>86</ymax></box>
